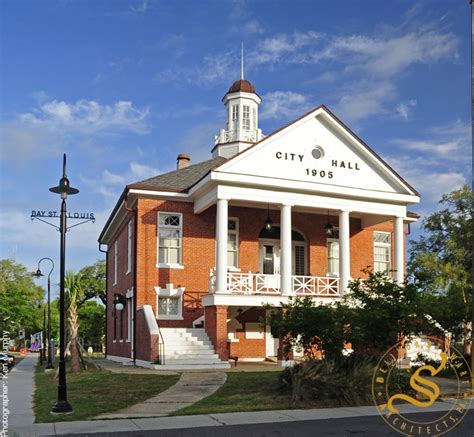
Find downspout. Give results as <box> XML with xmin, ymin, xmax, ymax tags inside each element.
<box><xmin>124</xmin><ymin>191</ymin><xmax>138</xmax><ymax>365</ymax></box>
<box><xmin>98</xmin><ymin>243</ymin><xmax>108</xmax><ymax>358</ymax></box>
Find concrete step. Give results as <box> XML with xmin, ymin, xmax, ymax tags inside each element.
<box><xmin>151</xmin><ymin>362</ymin><xmax>230</xmax><ymax>370</ymax></box>
<box><xmin>164</xmin><ymin>358</ymin><xmax>225</xmax><ymax>365</ymax></box>
<box><xmin>164</xmin><ymin>333</ymin><xmax>211</xmax><ymax>343</ymax></box>
<box><xmin>165</xmin><ymin>352</ymin><xmax>219</xmax><ymax>360</ymax></box>
<box><xmin>163</xmin><ymin>339</ymin><xmax>213</xmax><ymax>348</ymax></box>
<box><xmin>164</xmin><ymin>349</ymin><xmax>217</xmax><ymax>356</ymax></box>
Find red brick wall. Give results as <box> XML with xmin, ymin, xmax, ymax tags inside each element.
<box><xmin>204</xmin><ymin>305</ymin><xmax>229</xmax><ymax>360</ymax></box>
<box><xmin>135</xmin><ymin>307</ymin><xmax>159</xmax><ymax>362</ymax></box>
<box><xmin>106</xmin><ymin>214</ymin><xmax>134</xmax><ymax>359</ymax></box>
<box><xmin>107</xmin><ymin>197</ymin><xmax>407</xmax><ymax>360</ymax></box>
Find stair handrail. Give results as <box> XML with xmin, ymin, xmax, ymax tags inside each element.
<box><xmin>157</xmin><ymin>323</ymin><xmax>165</xmax><ymax>365</ymax></box>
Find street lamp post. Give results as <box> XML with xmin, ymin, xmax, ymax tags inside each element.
<box><xmin>49</xmin><ymin>154</ymin><xmax>78</xmax><ymax>414</ymax></box>
<box><xmin>33</xmin><ymin>257</ymin><xmax>55</xmax><ymax>370</ymax></box>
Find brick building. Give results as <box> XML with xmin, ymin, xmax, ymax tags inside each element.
<box><xmin>98</xmin><ymin>76</ymin><xmax>420</xmax><ymax>369</ymax></box>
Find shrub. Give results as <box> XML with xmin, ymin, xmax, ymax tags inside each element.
<box><xmin>280</xmin><ymin>355</ymin><xmax>375</xmax><ymax>406</ymax></box>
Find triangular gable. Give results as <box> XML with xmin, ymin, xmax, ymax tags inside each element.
<box><xmin>213</xmin><ymin>105</ymin><xmax>419</xmax><ymax>197</ymax></box>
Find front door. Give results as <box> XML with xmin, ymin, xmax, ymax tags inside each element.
<box><xmin>260</xmin><ymin>240</ymin><xmax>280</xmax><ymax>274</ymax></box>
<box><xmin>259</xmin><ymin>240</ymin><xmax>280</xmax><ymax>290</ymax></box>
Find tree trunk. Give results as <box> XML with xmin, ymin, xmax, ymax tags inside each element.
<box><xmin>463</xmin><ymin>322</ymin><xmax>472</xmax><ymax>356</ymax></box>
<box><xmin>68</xmin><ymin>303</ymin><xmax>82</xmax><ymax>374</ymax></box>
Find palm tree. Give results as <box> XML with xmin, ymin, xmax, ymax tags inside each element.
<box><xmin>65</xmin><ymin>271</ymin><xmax>84</xmax><ymax>374</ymax></box>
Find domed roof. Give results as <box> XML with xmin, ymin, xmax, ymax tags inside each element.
<box><xmin>226</xmin><ymin>79</ymin><xmax>257</xmax><ymax>95</ymax></box>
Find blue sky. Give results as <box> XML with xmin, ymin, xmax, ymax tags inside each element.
<box><xmin>0</xmin><ymin>0</ymin><xmax>471</xmax><ymax>295</ymax></box>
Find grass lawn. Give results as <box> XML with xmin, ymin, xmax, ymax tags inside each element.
<box><xmin>172</xmin><ymin>371</ymin><xmax>343</xmax><ymax>416</ymax></box>
<box><xmin>34</xmin><ymin>362</ymin><xmax>179</xmax><ymax>423</ymax></box>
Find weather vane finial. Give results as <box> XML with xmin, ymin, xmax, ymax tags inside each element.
<box><xmin>241</xmin><ymin>42</ymin><xmax>244</xmax><ymax>80</ymax></box>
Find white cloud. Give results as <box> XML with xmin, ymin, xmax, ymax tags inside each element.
<box><xmin>260</xmin><ymin>91</ymin><xmax>309</xmax><ymax>121</ymax></box>
<box><xmin>334</xmin><ymin>81</ymin><xmax>395</xmax><ymax>123</ymax></box>
<box><xmin>19</xmin><ymin>99</ymin><xmax>150</xmax><ymax>135</ymax></box>
<box><xmin>384</xmin><ymin>119</ymin><xmax>470</xmax><ymax>213</ymax></box>
<box><xmin>81</xmin><ymin>160</ymin><xmax>162</xmax><ymax>201</ymax></box>
<box><xmin>129</xmin><ymin>161</ymin><xmax>159</xmax><ymax>180</ymax></box>
<box><xmin>395</xmin><ymin>99</ymin><xmax>417</xmax><ymax>121</ymax></box>
<box><xmin>388</xmin><ymin>155</ymin><xmax>467</xmax><ymax>207</ymax></box>
<box><xmin>0</xmin><ymin>99</ymin><xmax>150</xmax><ymax>163</ymax></box>
<box><xmin>102</xmin><ymin>169</ymin><xmax>125</xmax><ymax>186</ymax></box>
<box><xmin>130</xmin><ymin>0</ymin><xmax>149</xmax><ymax>13</ymax></box>
<box><xmin>391</xmin><ymin>119</ymin><xmax>470</xmax><ymax>162</ymax></box>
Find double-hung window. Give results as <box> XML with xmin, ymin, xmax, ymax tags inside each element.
<box><xmin>327</xmin><ymin>228</ymin><xmax>340</xmax><ymax>276</ymax></box>
<box><xmin>227</xmin><ymin>218</ymin><xmax>239</xmax><ymax>269</ymax></box>
<box><xmin>157</xmin><ymin>212</ymin><xmax>183</xmax><ymax>266</ymax></box>
<box><xmin>232</xmin><ymin>105</ymin><xmax>239</xmax><ymax>128</ymax></box>
<box><xmin>374</xmin><ymin>231</ymin><xmax>391</xmax><ymax>273</ymax></box>
<box><xmin>243</xmin><ymin>105</ymin><xmax>250</xmax><ymax>130</ymax></box>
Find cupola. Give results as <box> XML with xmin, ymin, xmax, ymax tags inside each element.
<box><xmin>212</xmin><ymin>46</ymin><xmax>264</xmax><ymax>158</ymax></box>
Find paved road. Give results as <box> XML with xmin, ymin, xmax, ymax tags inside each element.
<box><xmin>54</xmin><ymin>410</ymin><xmax>474</xmax><ymax>437</ymax></box>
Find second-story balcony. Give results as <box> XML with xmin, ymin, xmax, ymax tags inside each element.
<box><xmin>208</xmin><ymin>270</ymin><xmax>340</xmax><ymax>298</ymax></box>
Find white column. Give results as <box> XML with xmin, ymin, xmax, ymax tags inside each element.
<box><xmin>280</xmin><ymin>204</ymin><xmax>292</xmax><ymax>295</ymax></box>
<box><xmin>216</xmin><ymin>198</ymin><xmax>228</xmax><ymax>293</ymax></box>
<box><xmin>339</xmin><ymin>210</ymin><xmax>350</xmax><ymax>294</ymax></box>
<box><xmin>394</xmin><ymin>216</ymin><xmax>405</xmax><ymax>284</ymax></box>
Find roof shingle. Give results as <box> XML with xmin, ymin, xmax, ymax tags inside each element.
<box><xmin>128</xmin><ymin>157</ymin><xmax>227</xmax><ymax>192</ymax></box>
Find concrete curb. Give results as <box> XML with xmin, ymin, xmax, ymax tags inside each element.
<box><xmin>20</xmin><ymin>397</ymin><xmax>474</xmax><ymax>436</ymax></box>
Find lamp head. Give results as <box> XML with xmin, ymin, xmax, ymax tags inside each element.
<box><xmin>33</xmin><ymin>269</ymin><xmax>44</xmax><ymax>278</ymax></box>
<box><xmin>113</xmin><ymin>294</ymin><xmax>126</xmax><ymax>311</ymax></box>
<box><xmin>49</xmin><ymin>154</ymin><xmax>79</xmax><ymax>199</ymax></box>
<box><xmin>325</xmin><ymin>223</ymin><xmax>334</xmax><ymax>238</ymax></box>
<box><xmin>265</xmin><ymin>217</ymin><xmax>273</xmax><ymax>231</ymax></box>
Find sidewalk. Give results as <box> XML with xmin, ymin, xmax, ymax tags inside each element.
<box><xmin>16</xmin><ymin>397</ymin><xmax>474</xmax><ymax>436</ymax></box>
<box><xmin>6</xmin><ymin>354</ymin><xmax>474</xmax><ymax>436</ymax></box>
<box><xmin>5</xmin><ymin>353</ymin><xmax>38</xmax><ymax>437</ymax></box>
<box><xmin>95</xmin><ymin>371</ymin><xmax>227</xmax><ymax>418</ymax></box>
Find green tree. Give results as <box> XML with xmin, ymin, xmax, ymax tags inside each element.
<box><xmin>342</xmin><ymin>270</ymin><xmax>428</xmax><ymax>355</ymax></box>
<box><xmin>409</xmin><ymin>184</ymin><xmax>472</xmax><ymax>292</ymax></box>
<box><xmin>268</xmin><ymin>298</ymin><xmax>346</xmax><ymax>359</ymax></box>
<box><xmin>78</xmin><ymin>300</ymin><xmax>105</xmax><ymax>346</ymax></box>
<box><xmin>0</xmin><ymin>259</ymin><xmax>44</xmax><ymax>338</ymax></box>
<box><xmin>78</xmin><ymin>260</ymin><xmax>106</xmax><ymax>305</ymax></box>
<box><xmin>408</xmin><ymin>185</ymin><xmax>473</xmax><ymax>349</ymax></box>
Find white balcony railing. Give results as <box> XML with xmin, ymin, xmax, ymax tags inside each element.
<box><xmin>208</xmin><ymin>270</ymin><xmax>340</xmax><ymax>297</ymax></box>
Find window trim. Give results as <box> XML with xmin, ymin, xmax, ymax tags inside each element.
<box><xmin>242</xmin><ymin>105</ymin><xmax>250</xmax><ymax>130</ymax></box>
<box><xmin>327</xmin><ymin>237</ymin><xmax>340</xmax><ymax>277</ymax></box>
<box><xmin>155</xmin><ymin>285</ymin><xmax>185</xmax><ymax>320</ymax></box>
<box><xmin>113</xmin><ymin>240</ymin><xmax>118</xmax><ymax>286</ymax></box>
<box><xmin>157</xmin><ymin>212</ymin><xmax>183</xmax><ymax>268</ymax></box>
<box><xmin>228</xmin><ymin>217</ymin><xmax>239</xmax><ymax>270</ymax></box>
<box><xmin>373</xmin><ymin>231</ymin><xmax>392</xmax><ymax>273</ymax></box>
<box><xmin>126</xmin><ymin>220</ymin><xmax>132</xmax><ymax>275</ymax></box>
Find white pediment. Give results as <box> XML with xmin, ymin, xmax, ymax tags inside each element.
<box><xmin>214</xmin><ymin>107</ymin><xmax>417</xmax><ymax>198</ymax></box>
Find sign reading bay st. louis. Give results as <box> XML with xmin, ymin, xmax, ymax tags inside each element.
<box><xmin>31</xmin><ymin>210</ymin><xmax>95</xmax><ymax>229</ymax></box>
<box><xmin>372</xmin><ymin>336</ymin><xmax>472</xmax><ymax>436</ymax></box>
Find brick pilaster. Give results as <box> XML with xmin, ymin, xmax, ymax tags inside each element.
<box><xmin>204</xmin><ymin>305</ymin><xmax>229</xmax><ymax>361</ymax></box>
